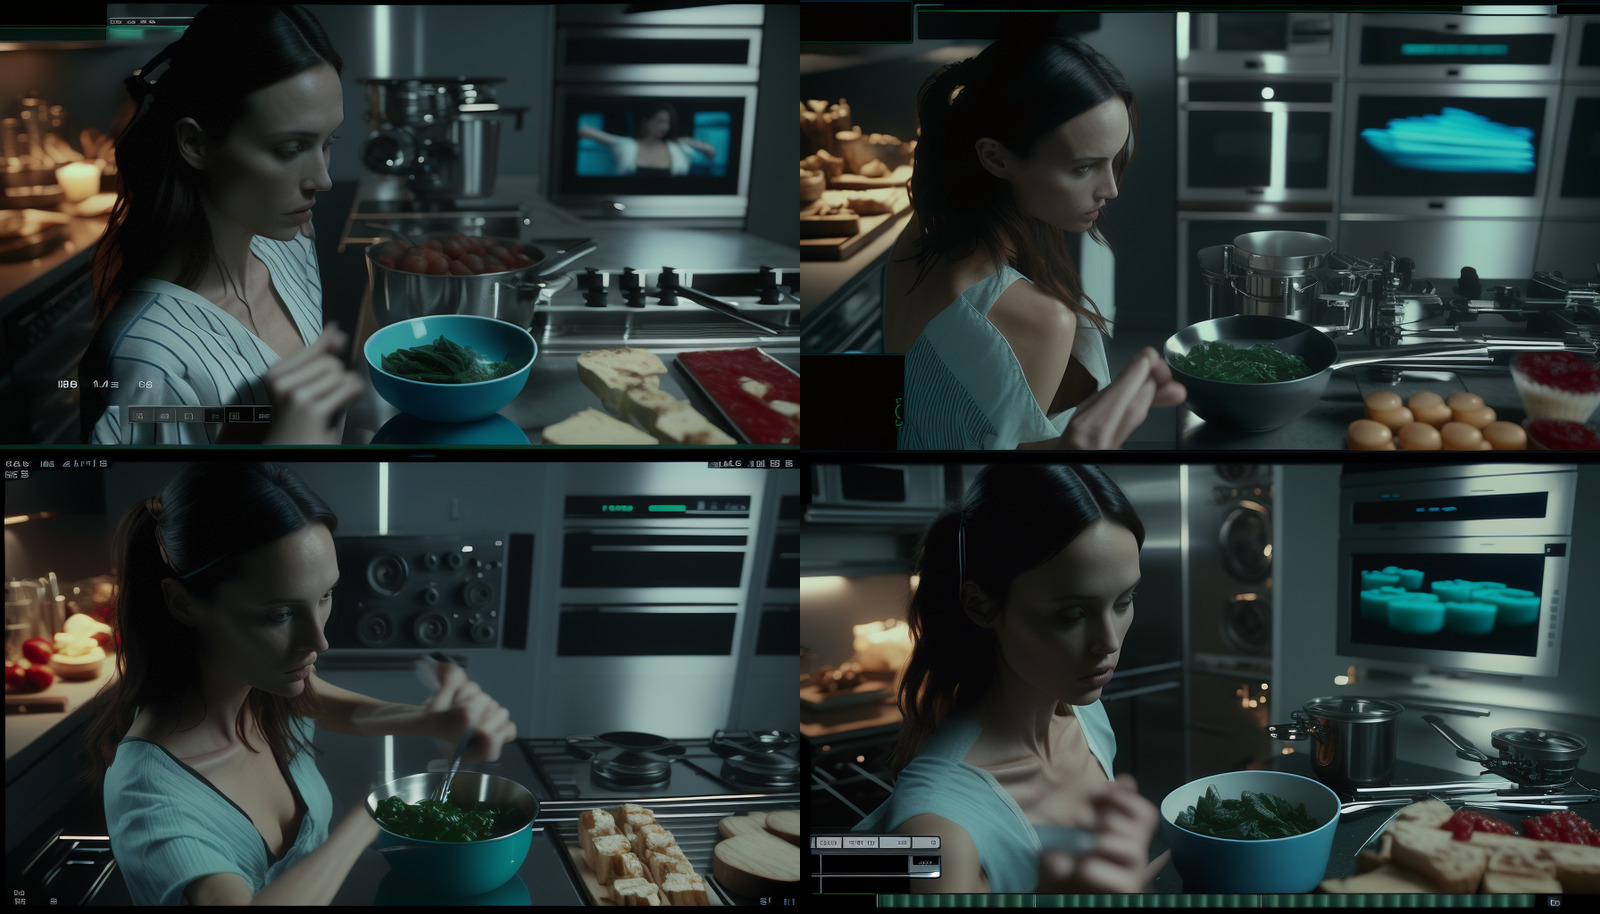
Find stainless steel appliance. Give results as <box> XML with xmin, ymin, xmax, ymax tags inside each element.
<box><xmin>1336</xmin><ymin>464</ymin><xmax>1578</xmax><ymax>680</ymax></box>
<box><xmin>1177</xmin><ymin>12</ymin><xmax>1344</xmax><ymax>76</ymax></box>
<box><xmin>1</xmin><ymin>262</ymin><xmax>96</xmax><ymax>444</ymax></box>
<box><xmin>1346</xmin><ymin>13</ymin><xmax>1568</xmax><ymax>83</ymax></box>
<box><xmin>1546</xmin><ymin>84</ymin><xmax>1600</xmax><ymax>219</ymax></box>
<box><xmin>807</xmin><ymin>465</ymin><xmax>945</xmax><ymax>525</ymax></box>
<box><xmin>358</xmin><ymin>77</ymin><xmax>528</xmax><ymax>200</ymax></box>
<box><xmin>1567</xmin><ymin>14</ymin><xmax>1600</xmax><ymax>81</ymax></box>
<box><xmin>1267</xmin><ymin>696</ymin><xmax>1406</xmax><ymax>789</ymax></box>
<box><xmin>1179</xmin><ymin>213</ymin><xmax>1338</xmax><ymax>327</ymax></box>
<box><xmin>327</xmin><ymin>534</ymin><xmax>510</xmax><ymax>650</ymax></box>
<box><xmin>1179</xmin><ymin>77</ymin><xmax>1340</xmax><ymax>203</ymax></box>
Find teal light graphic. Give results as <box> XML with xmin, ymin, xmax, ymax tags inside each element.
<box><xmin>1360</xmin><ymin>107</ymin><xmax>1534</xmax><ymax>174</ymax></box>
<box><xmin>1400</xmin><ymin>43</ymin><xmax>1510</xmax><ymax>56</ymax></box>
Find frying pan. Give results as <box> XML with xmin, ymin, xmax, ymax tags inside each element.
<box><xmin>1164</xmin><ymin>315</ymin><xmax>1492</xmax><ymax>432</ymax></box>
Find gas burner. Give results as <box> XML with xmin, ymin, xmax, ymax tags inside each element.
<box><xmin>710</xmin><ymin>730</ymin><xmax>800</xmax><ymax>790</ymax></box>
<box><xmin>1489</xmin><ymin>728</ymin><xmax>1588</xmax><ymax>788</ymax></box>
<box><xmin>566</xmin><ymin>731</ymin><xmax>685</xmax><ymax>789</ymax></box>
<box><xmin>711</xmin><ymin>729</ymin><xmax>799</xmax><ymax>756</ymax></box>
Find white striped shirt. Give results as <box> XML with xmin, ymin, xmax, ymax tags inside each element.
<box><xmin>82</xmin><ymin>234</ymin><xmax>322</xmax><ymax>444</ymax></box>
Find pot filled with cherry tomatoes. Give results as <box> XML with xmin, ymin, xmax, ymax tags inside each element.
<box><xmin>365</xmin><ymin>231</ymin><xmax>595</xmax><ymax>328</ymax></box>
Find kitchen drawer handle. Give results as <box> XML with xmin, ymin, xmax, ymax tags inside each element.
<box><xmin>588</xmin><ymin>545</ymin><xmax>748</xmax><ymax>553</ymax></box>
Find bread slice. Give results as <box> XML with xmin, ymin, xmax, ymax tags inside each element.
<box><xmin>610</xmin><ymin>876</ymin><xmax>663</xmax><ymax>906</ymax></box>
<box><xmin>1394</xmin><ymin>798</ymin><xmax>1455</xmax><ymax>828</ymax></box>
<box><xmin>661</xmin><ymin>871</ymin><xmax>710</xmax><ymax>905</ymax></box>
<box><xmin>648</xmin><ymin>846</ymin><xmax>696</xmax><ymax>885</ymax></box>
<box><xmin>1388</xmin><ymin>821</ymin><xmax>1490</xmax><ymax>893</ymax></box>
<box><xmin>632</xmin><ymin>822</ymin><xmax>672</xmax><ymax>859</ymax></box>
<box><xmin>639</xmin><ymin>830</ymin><xmax>680</xmax><ymax>863</ymax></box>
<box><xmin>578</xmin><ymin>349</ymin><xmax>667</xmax><ymax>414</ymax></box>
<box><xmin>1526</xmin><ymin>839</ymin><xmax>1600</xmax><ymax>893</ymax></box>
<box><xmin>580</xmin><ymin>809</ymin><xmax>618</xmax><ymax>856</ymax></box>
<box><xmin>652</xmin><ymin>403</ymin><xmax>737</xmax><ymax>445</ymax></box>
<box><xmin>543</xmin><ymin>408</ymin><xmax>658</xmax><ymax>445</ymax></box>
<box><xmin>1480</xmin><ymin>843</ymin><xmax>1561</xmax><ymax>893</ymax></box>
<box><xmin>591</xmin><ymin>833</ymin><xmax>634</xmax><ymax>885</ymax></box>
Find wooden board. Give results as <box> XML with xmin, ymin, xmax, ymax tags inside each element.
<box><xmin>828</xmin><ymin>165</ymin><xmax>913</xmax><ymax>190</ymax></box>
<box><xmin>799</xmin><ymin>188</ymin><xmax>911</xmax><ymax>262</ymax></box>
<box><xmin>564</xmin><ymin>843</ymin><xmax>723</xmax><ymax>906</ymax></box>
<box><xmin>711</xmin><ymin>832</ymin><xmax>801</xmax><ymax>899</ymax></box>
<box><xmin>764</xmin><ymin>811</ymin><xmax>801</xmax><ymax>847</ymax></box>
<box><xmin>717</xmin><ymin>812</ymin><xmax>770</xmax><ymax>840</ymax></box>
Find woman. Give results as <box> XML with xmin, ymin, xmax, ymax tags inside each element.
<box><xmin>83</xmin><ymin>5</ymin><xmax>364</xmax><ymax>445</ymax></box>
<box><xmin>885</xmin><ymin>36</ymin><xmax>1186</xmax><ymax>450</ymax></box>
<box><xmin>80</xmin><ymin>463</ymin><xmax>517</xmax><ymax>905</ymax></box>
<box><xmin>578</xmin><ymin>103</ymin><xmax>716</xmax><ymax>177</ymax></box>
<box><xmin>855</xmin><ymin>465</ymin><xmax>1168</xmax><ymax>893</ymax></box>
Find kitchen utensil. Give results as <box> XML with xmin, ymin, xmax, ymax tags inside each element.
<box><xmin>1165</xmin><ymin>315</ymin><xmax>1493</xmax><ymax>431</ymax></box>
<box><xmin>358</xmin><ymin>77</ymin><xmax>526</xmax><ymax>200</ymax></box>
<box><xmin>366</xmin><ymin>771</ymin><xmax>537</xmax><ymax>898</ymax></box>
<box><xmin>1159</xmin><ymin>770</ymin><xmax>1342</xmax><ymax>894</ymax></box>
<box><xmin>433</xmin><ymin>726</ymin><xmax>475</xmax><ymax>803</ymax></box>
<box><xmin>712</xmin><ymin>831</ymin><xmax>801</xmax><ymax>898</ymax></box>
<box><xmin>1423</xmin><ymin>714</ymin><xmax>1588</xmax><ymax>787</ymax></box>
<box><xmin>365</xmin><ymin>232</ymin><xmax>595</xmax><ymax>329</ymax></box>
<box><xmin>1229</xmin><ymin>231</ymin><xmax>1336</xmax><ymax>325</ymax></box>
<box><xmin>364</xmin><ymin>314</ymin><xmax>537</xmax><ymax>423</ymax></box>
<box><xmin>1268</xmin><ymin>697</ymin><xmax>1406</xmax><ymax>790</ymax></box>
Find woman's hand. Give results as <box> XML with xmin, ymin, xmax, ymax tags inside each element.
<box><xmin>262</xmin><ymin>323</ymin><xmax>365</xmax><ymax>445</ymax></box>
<box><xmin>1060</xmin><ymin>347</ymin><xmax>1186</xmax><ymax>450</ymax></box>
<box><xmin>422</xmin><ymin>662</ymin><xmax>517</xmax><ymax>763</ymax></box>
<box><xmin>1037</xmin><ymin>774</ymin><xmax>1167</xmax><ymax>893</ymax></box>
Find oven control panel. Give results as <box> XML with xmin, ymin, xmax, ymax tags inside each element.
<box><xmin>328</xmin><ymin>534</ymin><xmax>508</xmax><ymax>649</ymax></box>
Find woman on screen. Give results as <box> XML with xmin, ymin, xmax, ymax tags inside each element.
<box><xmin>80</xmin><ymin>463</ymin><xmax>517</xmax><ymax>904</ymax></box>
<box><xmin>578</xmin><ymin>103</ymin><xmax>717</xmax><ymax>177</ymax></box>
<box><xmin>854</xmin><ymin>465</ymin><xmax>1168</xmax><ymax>893</ymax></box>
<box><xmin>82</xmin><ymin>4</ymin><xmax>363</xmax><ymax>444</ymax></box>
<box><xmin>884</xmin><ymin>36</ymin><xmax>1185</xmax><ymax>450</ymax></box>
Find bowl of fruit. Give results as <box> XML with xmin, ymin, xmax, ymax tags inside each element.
<box><xmin>366</xmin><ymin>231</ymin><xmax>594</xmax><ymax>329</ymax></box>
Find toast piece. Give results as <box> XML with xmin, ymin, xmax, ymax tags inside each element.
<box><xmin>640</xmin><ymin>830</ymin><xmax>680</xmax><ymax>863</ymax></box>
<box><xmin>652</xmin><ymin>402</ymin><xmax>737</xmax><ymax>445</ymax></box>
<box><xmin>649</xmin><ymin>846</ymin><xmax>696</xmax><ymax>885</ymax></box>
<box><xmin>591</xmin><ymin>833</ymin><xmax>635</xmax><ymax>885</ymax></box>
<box><xmin>661</xmin><ymin>871</ymin><xmax>711</xmax><ymax>905</ymax></box>
<box><xmin>543</xmin><ymin>408</ymin><xmax>658</xmax><ymax>445</ymax></box>
<box><xmin>1481</xmin><ymin>843</ymin><xmax>1562</xmax><ymax>893</ymax></box>
<box><xmin>577</xmin><ymin>349</ymin><xmax>668</xmax><ymax>414</ymax></box>
<box><xmin>1388</xmin><ymin>821</ymin><xmax>1490</xmax><ymax>893</ymax></box>
<box><xmin>632</xmin><ymin>822</ymin><xmax>672</xmax><ymax>859</ymax></box>
<box><xmin>1526</xmin><ymin>839</ymin><xmax>1600</xmax><ymax>893</ymax></box>
<box><xmin>1394</xmin><ymin>798</ymin><xmax>1455</xmax><ymax>828</ymax></box>
<box><xmin>610</xmin><ymin>877</ymin><xmax>663</xmax><ymax>906</ymax></box>
<box><xmin>580</xmin><ymin>809</ymin><xmax>618</xmax><ymax>856</ymax></box>
<box><xmin>618</xmin><ymin>806</ymin><xmax>656</xmax><ymax>841</ymax></box>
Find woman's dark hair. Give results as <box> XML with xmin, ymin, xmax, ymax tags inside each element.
<box><xmin>903</xmin><ymin>35</ymin><xmax>1138</xmax><ymax>335</ymax></box>
<box><xmin>92</xmin><ymin>4</ymin><xmax>343</xmax><ymax>323</ymax></box>
<box><xmin>636</xmin><ymin>102</ymin><xmax>680</xmax><ymax>139</ymax></box>
<box><xmin>80</xmin><ymin>463</ymin><xmax>337</xmax><ymax>794</ymax></box>
<box><xmin>886</xmin><ymin>465</ymin><xmax>1145</xmax><ymax>774</ymax></box>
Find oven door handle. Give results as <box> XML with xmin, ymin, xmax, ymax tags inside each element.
<box><xmin>587</xmin><ymin>545</ymin><xmax>748</xmax><ymax>553</ymax></box>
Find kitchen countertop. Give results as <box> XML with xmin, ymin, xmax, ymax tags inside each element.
<box><xmin>4</xmin><ymin>655</ymin><xmax>119</xmax><ymax>766</ymax></box>
<box><xmin>0</xmin><ymin>212</ymin><xmax>108</xmax><ymax>307</ymax></box>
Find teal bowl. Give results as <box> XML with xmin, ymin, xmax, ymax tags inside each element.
<box><xmin>1159</xmin><ymin>770</ymin><xmax>1341</xmax><ymax>894</ymax></box>
<box><xmin>366</xmin><ymin>771</ymin><xmax>538</xmax><ymax>898</ymax></box>
<box><xmin>365</xmin><ymin>315</ymin><xmax>536</xmax><ymax>423</ymax></box>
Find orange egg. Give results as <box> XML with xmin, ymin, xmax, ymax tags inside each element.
<box><xmin>1479</xmin><ymin>441</ymin><xmax>1493</xmax><ymax>449</ymax></box>
<box><xmin>1407</xmin><ymin>392</ymin><xmax>1452</xmax><ymax>427</ymax></box>
<box><xmin>1440</xmin><ymin>421</ymin><xmax>1484</xmax><ymax>450</ymax></box>
<box><xmin>1397</xmin><ymin>421</ymin><xmax>1443</xmax><ymax>450</ymax></box>
<box><xmin>1447</xmin><ymin>392</ymin><xmax>1484</xmax><ymax>412</ymax></box>
<box><xmin>1347</xmin><ymin>419</ymin><xmax>1393</xmax><ymax>451</ymax></box>
<box><xmin>1483</xmin><ymin>420</ymin><xmax>1527</xmax><ymax>450</ymax></box>
<box><xmin>1453</xmin><ymin>405</ymin><xmax>1496</xmax><ymax>429</ymax></box>
<box><xmin>1365</xmin><ymin>390</ymin><xmax>1403</xmax><ymax>416</ymax></box>
<box><xmin>1369</xmin><ymin>406</ymin><xmax>1415</xmax><ymax>432</ymax></box>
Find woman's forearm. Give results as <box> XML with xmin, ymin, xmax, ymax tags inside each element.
<box><xmin>250</xmin><ymin>803</ymin><xmax>379</xmax><ymax>905</ymax></box>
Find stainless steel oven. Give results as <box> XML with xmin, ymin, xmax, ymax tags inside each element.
<box><xmin>1566</xmin><ymin>14</ymin><xmax>1600</xmax><ymax>82</ymax></box>
<box><xmin>1347</xmin><ymin>13</ymin><xmax>1568</xmax><ymax>83</ymax></box>
<box><xmin>1546</xmin><ymin>84</ymin><xmax>1600</xmax><ymax>219</ymax></box>
<box><xmin>1178</xmin><ymin>213</ymin><xmax>1338</xmax><ymax>326</ymax></box>
<box><xmin>1177</xmin><ymin>12</ymin><xmax>1344</xmax><ymax>76</ymax></box>
<box><xmin>1179</xmin><ymin>77</ymin><xmax>1340</xmax><ymax>204</ymax></box>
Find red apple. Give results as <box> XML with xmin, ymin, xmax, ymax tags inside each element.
<box><xmin>23</xmin><ymin>665</ymin><xmax>53</xmax><ymax>692</ymax></box>
<box><xmin>22</xmin><ymin>637</ymin><xmax>53</xmax><ymax>664</ymax></box>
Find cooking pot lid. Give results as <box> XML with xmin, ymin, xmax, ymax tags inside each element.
<box><xmin>1302</xmin><ymin>696</ymin><xmax>1405</xmax><ymax>721</ymax></box>
<box><xmin>1491</xmin><ymin>728</ymin><xmax>1587</xmax><ymax>763</ymax></box>
<box><xmin>1232</xmin><ymin>231</ymin><xmax>1334</xmax><ymax>258</ymax></box>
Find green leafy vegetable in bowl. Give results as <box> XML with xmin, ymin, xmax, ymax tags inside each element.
<box><xmin>375</xmin><ymin>795</ymin><xmax>516</xmax><ymax>843</ymax></box>
<box><xmin>381</xmin><ymin>335</ymin><xmax>520</xmax><ymax>384</ymax></box>
<box><xmin>1175</xmin><ymin>785</ymin><xmax>1322</xmax><ymax>840</ymax></box>
<box><xmin>1172</xmin><ymin>340</ymin><xmax>1314</xmax><ymax>383</ymax></box>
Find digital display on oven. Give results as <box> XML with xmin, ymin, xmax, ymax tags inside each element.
<box><xmin>1352</xmin><ymin>95</ymin><xmax>1544</xmax><ymax>197</ymax></box>
<box><xmin>1350</xmin><ymin>491</ymin><xmax>1548</xmax><ymax>525</ymax></box>
<box><xmin>1350</xmin><ymin>552</ymin><xmax>1544</xmax><ymax>658</ymax></box>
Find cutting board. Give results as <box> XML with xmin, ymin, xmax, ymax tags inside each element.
<box><xmin>563</xmin><ymin>842</ymin><xmax>724</xmax><ymax>906</ymax></box>
<box><xmin>717</xmin><ymin>812</ymin><xmax>769</xmax><ymax>839</ymax></box>
<box><xmin>763</xmin><ymin>810</ymin><xmax>801</xmax><ymax>847</ymax></box>
<box><xmin>5</xmin><ymin>693</ymin><xmax>68</xmax><ymax>714</ymax></box>
<box><xmin>828</xmin><ymin>165</ymin><xmax>913</xmax><ymax>190</ymax></box>
<box><xmin>799</xmin><ymin>187</ymin><xmax>911</xmax><ymax>262</ymax></box>
<box><xmin>711</xmin><ymin>832</ymin><xmax>800</xmax><ymax>898</ymax></box>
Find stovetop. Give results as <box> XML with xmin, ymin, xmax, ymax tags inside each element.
<box><xmin>520</xmin><ymin>730</ymin><xmax>803</xmax><ymax>807</ymax></box>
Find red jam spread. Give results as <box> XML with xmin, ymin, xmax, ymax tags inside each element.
<box><xmin>677</xmin><ymin>349</ymin><xmax>800</xmax><ymax>445</ymax></box>
<box><xmin>1513</xmin><ymin>352</ymin><xmax>1600</xmax><ymax>393</ymax></box>
<box><xmin>1441</xmin><ymin>808</ymin><xmax>1515</xmax><ymax>842</ymax></box>
<box><xmin>1523</xmin><ymin>810</ymin><xmax>1600</xmax><ymax>846</ymax></box>
<box><xmin>1526</xmin><ymin>419</ymin><xmax>1600</xmax><ymax>450</ymax></box>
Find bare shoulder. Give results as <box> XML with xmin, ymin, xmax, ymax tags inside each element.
<box><xmin>185</xmin><ymin>871</ymin><xmax>254</xmax><ymax>905</ymax></box>
<box><xmin>987</xmin><ymin>278</ymin><xmax>1078</xmax><ymax>345</ymax></box>
<box><xmin>893</xmin><ymin>813</ymin><xmax>993</xmax><ymax>893</ymax></box>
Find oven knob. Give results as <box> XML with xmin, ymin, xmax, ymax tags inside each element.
<box><xmin>423</xmin><ymin>553</ymin><xmax>439</xmax><ymax>570</ymax></box>
<box><xmin>758</xmin><ymin>265</ymin><xmax>784</xmax><ymax>305</ymax></box>
<box><xmin>355</xmin><ymin>611</ymin><xmax>395</xmax><ymax>647</ymax></box>
<box><xmin>462</xmin><ymin>580</ymin><xmax>494</xmax><ymax>609</ymax></box>
<box><xmin>366</xmin><ymin>552</ymin><xmax>409</xmax><ymax>597</ymax></box>
<box><xmin>579</xmin><ymin>268</ymin><xmax>608</xmax><ymax>308</ymax></box>
<box><xmin>447</xmin><ymin>552</ymin><xmax>465</xmax><ymax>570</ymax></box>
<box><xmin>621</xmin><ymin>267</ymin><xmax>648</xmax><ymax>308</ymax></box>
<box><xmin>470</xmin><ymin>619</ymin><xmax>497</xmax><ymax>643</ymax></box>
<box><xmin>413</xmin><ymin>612</ymin><xmax>450</xmax><ymax>647</ymax></box>
<box><xmin>657</xmin><ymin>267</ymin><xmax>680</xmax><ymax>306</ymax></box>
<box><xmin>421</xmin><ymin>586</ymin><xmax>440</xmax><ymax>606</ymax></box>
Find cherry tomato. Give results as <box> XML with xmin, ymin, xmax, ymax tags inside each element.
<box><xmin>463</xmin><ymin>236</ymin><xmax>486</xmax><ymax>255</ymax></box>
<box><xmin>421</xmin><ymin>237</ymin><xmax>444</xmax><ymax>252</ymax></box>
<box><xmin>91</xmin><ymin>631</ymin><xmax>112</xmax><ymax>649</ymax></box>
<box><xmin>447</xmin><ymin>259</ymin><xmax>473</xmax><ymax>275</ymax></box>
<box><xmin>425</xmin><ymin>257</ymin><xmax>451</xmax><ymax>276</ymax></box>
<box><xmin>378</xmin><ymin>255</ymin><xmax>396</xmax><ymax>269</ymax></box>
<box><xmin>482</xmin><ymin>256</ymin><xmax>506</xmax><ymax>274</ymax></box>
<box><xmin>506</xmin><ymin>242</ymin><xmax>524</xmax><ymax>255</ymax></box>
<box><xmin>462</xmin><ymin>253</ymin><xmax>485</xmax><ymax>274</ymax></box>
<box><xmin>486</xmin><ymin>244</ymin><xmax>510</xmax><ymax>261</ymax></box>
<box><xmin>441</xmin><ymin>237</ymin><xmax>465</xmax><ymax>258</ymax></box>
<box><xmin>399</xmin><ymin>254</ymin><xmax>429</xmax><ymax>274</ymax></box>
<box><xmin>507</xmin><ymin>252</ymin><xmax>533</xmax><ymax>269</ymax></box>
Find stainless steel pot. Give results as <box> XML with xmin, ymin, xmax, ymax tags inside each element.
<box><xmin>358</xmin><ymin>77</ymin><xmax>527</xmax><ymax>200</ymax></box>
<box><xmin>365</xmin><ymin>233</ymin><xmax>595</xmax><ymax>328</ymax></box>
<box><xmin>1267</xmin><ymin>696</ymin><xmax>1405</xmax><ymax>790</ymax></box>
<box><xmin>1228</xmin><ymin>231</ymin><xmax>1334</xmax><ymax>324</ymax></box>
